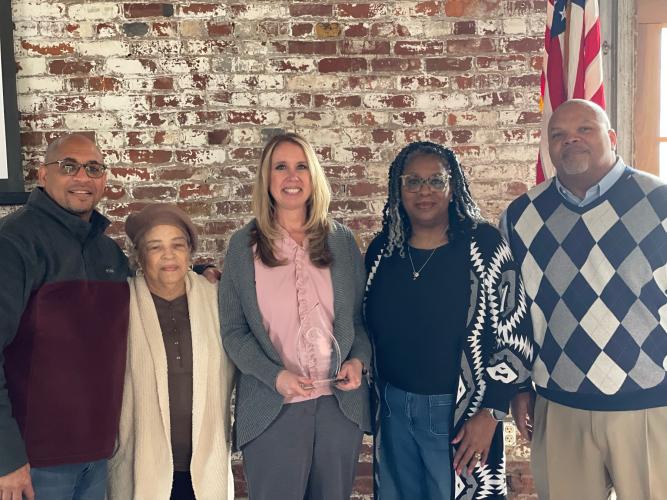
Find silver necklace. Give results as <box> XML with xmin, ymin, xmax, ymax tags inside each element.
<box><xmin>407</xmin><ymin>246</ymin><xmax>438</xmax><ymax>280</ymax></box>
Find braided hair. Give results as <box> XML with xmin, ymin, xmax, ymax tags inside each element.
<box><xmin>381</xmin><ymin>141</ymin><xmax>484</xmax><ymax>257</ymax></box>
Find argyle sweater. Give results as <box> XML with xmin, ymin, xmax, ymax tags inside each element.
<box><xmin>504</xmin><ymin>167</ymin><xmax>667</xmax><ymax>411</ymax></box>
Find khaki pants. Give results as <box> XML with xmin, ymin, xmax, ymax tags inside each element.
<box><xmin>531</xmin><ymin>395</ymin><xmax>667</xmax><ymax>500</ymax></box>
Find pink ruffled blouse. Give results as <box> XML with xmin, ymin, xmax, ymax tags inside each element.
<box><xmin>254</xmin><ymin>231</ymin><xmax>335</xmax><ymax>404</ymax></box>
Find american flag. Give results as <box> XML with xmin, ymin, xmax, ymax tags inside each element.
<box><xmin>536</xmin><ymin>0</ymin><xmax>605</xmax><ymax>183</ymax></box>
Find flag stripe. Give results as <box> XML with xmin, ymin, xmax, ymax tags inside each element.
<box><xmin>536</xmin><ymin>0</ymin><xmax>605</xmax><ymax>182</ymax></box>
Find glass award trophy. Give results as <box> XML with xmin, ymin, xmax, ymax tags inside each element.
<box><xmin>296</xmin><ymin>303</ymin><xmax>342</xmax><ymax>387</ymax></box>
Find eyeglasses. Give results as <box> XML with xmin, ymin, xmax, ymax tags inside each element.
<box><xmin>400</xmin><ymin>173</ymin><xmax>450</xmax><ymax>193</ymax></box>
<box><xmin>45</xmin><ymin>158</ymin><xmax>107</xmax><ymax>179</ymax></box>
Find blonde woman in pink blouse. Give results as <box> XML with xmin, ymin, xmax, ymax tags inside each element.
<box><xmin>219</xmin><ymin>133</ymin><xmax>372</xmax><ymax>499</ymax></box>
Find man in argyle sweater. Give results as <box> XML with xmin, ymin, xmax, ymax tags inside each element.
<box><xmin>502</xmin><ymin>99</ymin><xmax>667</xmax><ymax>499</ymax></box>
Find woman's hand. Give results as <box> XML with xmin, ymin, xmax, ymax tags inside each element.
<box><xmin>334</xmin><ymin>358</ymin><xmax>364</xmax><ymax>391</ymax></box>
<box><xmin>275</xmin><ymin>370</ymin><xmax>314</xmax><ymax>398</ymax></box>
<box><xmin>451</xmin><ymin>410</ymin><xmax>499</xmax><ymax>475</ymax></box>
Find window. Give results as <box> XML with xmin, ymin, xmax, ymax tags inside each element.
<box><xmin>635</xmin><ymin>0</ymin><xmax>667</xmax><ymax>178</ymax></box>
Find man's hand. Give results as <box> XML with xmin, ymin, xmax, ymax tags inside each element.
<box><xmin>511</xmin><ymin>390</ymin><xmax>535</xmax><ymax>442</ymax></box>
<box><xmin>202</xmin><ymin>266</ymin><xmax>221</xmax><ymax>283</ymax></box>
<box><xmin>0</xmin><ymin>463</ymin><xmax>34</xmax><ymax>500</ymax></box>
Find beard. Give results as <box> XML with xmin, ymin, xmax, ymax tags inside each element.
<box><xmin>559</xmin><ymin>160</ymin><xmax>590</xmax><ymax>175</ymax></box>
<box><xmin>556</xmin><ymin>148</ymin><xmax>590</xmax><ymax>175</ymax></box>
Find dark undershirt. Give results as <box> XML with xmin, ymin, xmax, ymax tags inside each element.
<box><xmin>152</xmin><ymin>293</ymin><xmax>193</xmax><ymax>472</ymax></box>
<box><xmin>365</xmin><ymin>240</ymin><xmax>469</xmax><ymax>395</ymax></box>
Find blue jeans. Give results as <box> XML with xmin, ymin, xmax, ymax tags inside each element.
<box><xmin>30</xmin><ymin>459</ymin><xmax>107</xmax><ymax>500</ymax></box>
<box><xmin>377</xmin><ymin>381</ymin><xmax>454</xmax><ymax>500</ymax></box>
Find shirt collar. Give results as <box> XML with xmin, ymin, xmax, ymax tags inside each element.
<box><xmin>554</xmin><ymin>156</ymin><xmax>626</xmax><ymax>207</ymax></box>
<box><xmin>27</xmin><ymin>187</ymin><xmax>110</xmax><ymax>243</ymax></box>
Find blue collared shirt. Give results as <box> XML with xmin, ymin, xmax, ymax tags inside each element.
<box><xmin>499</xmin><ymin>157</ymin><xmax>627</xmax><ymax>240</ymax></box>
<box><xmin>554</xmin><ymin>156</ymin><xmax>626</xmax><ymax>207</ymax></box>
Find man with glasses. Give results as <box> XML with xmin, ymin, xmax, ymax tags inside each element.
<box><xmin>0</xmin><ymin>134</ymin><xmax>130</xmax><ymax>499</ymax></box>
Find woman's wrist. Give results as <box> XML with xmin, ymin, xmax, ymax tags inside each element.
<box><xmin>479</xmin><ymin>407</ymin><xmax>505</xmax><ymax>422</ymax></box>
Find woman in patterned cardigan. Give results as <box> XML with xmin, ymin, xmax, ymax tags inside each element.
<box><xmin>364</xmin><ymin>142</ymin><xmax>534</xmax><ymax>500</ymax></box>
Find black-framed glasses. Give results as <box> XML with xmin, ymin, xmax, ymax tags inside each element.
<box><xmin>400</xmin><ymin>173</ymin><xmax>450</xmax><ymax>193</ymax></box>
<box><xmin>45</xmin><ymin>158</ymin><xmax>107</xmax><ymax>178</ymax></box>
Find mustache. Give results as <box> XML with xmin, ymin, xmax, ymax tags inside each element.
<box><xmin>562</xmin><ymin>145</ymin><xmax>588</xmax><ymax>154</ymax></box>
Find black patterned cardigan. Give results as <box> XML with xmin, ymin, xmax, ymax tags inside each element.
<box><xmin>364</xmin><ymin>223</ymin><xmax>534</xmax><ymax>500</ymax></box>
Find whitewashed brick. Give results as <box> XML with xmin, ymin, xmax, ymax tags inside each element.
<box><xmin>230</xmin><ymin>74</ymin><xmax>283</xmax><ymax>90</ymax></box>
<box><xmin>286</xmin><ymin>75</ymin><xmax>341</xmax><ymax>91</ymax></box>
<box><xmin>15</xmin><ymin>57</ymin><xmax>47</xmax><ymax>76</ymax></box>
<box><xmin>16</xmin><ymin>77</ymin><xmax>64</xmax><ymax>93</ymax></box>
<box><xmin>179</xmin><ymin>130</ymin><xmax>209</xmax><ymax>147</ymax></box>
<box><xmin>258</xmin><ymin>92</ymin><xmax>304</xmax><ymax>108</ymax></box>
<box><xmin>160</xmin><ymin>58</ymin><xmax>210</xmax><ymax>74</ymax></box>
<box><xmin>105</xmin><ymin>58</ymin><xmax>155</xmax><ymax>75</ymax></box>
<box><xmin>228</xmin><ymin>58</ymin><xmax>265</xmax><ymax>73</ymax></box>
<box><xmin>230</xmin><ymin>128</ymin><xmax>261</xmax><ymax>145</ymax></box>
<box><xmin>130</xmin><ymin>40</ymin><xmax>182</xmax><ymax>57</ymax></box>
<box><xmin>232</xmin><ymin>4</ymin><xmax>288</xmax><ymax>20</ymax></box>
<box><xmin>64</xmin><ymin>112</ymin><xmax>119</xmax><ymax>130</ymax></box>
<box><xmin>503</xmin><ymin>18</ymin><xmax>527</xmax><ymax>35</ymax></box>
<box><xmin>67</xmin><ymin>3</ymin><xmax>119</xmax><ymax>19</ymax></box>
<box><xmin>14</xmin><ymin>21</ymin><xmax>40</xmax><ymax>37</ymax></box>
<box><xmin>78</xmin><ymin>41</ymin><xmax>129</xmax><ymax>57</ymax></box>
<box><xmin>13</xmin><ymin>2</ymin><xmax>65</xmax><ymax>19</ymax></box>
<box><xmin>495</xmin><ymin>145</ymin><xmax>538</xmax><ymax>162</ymax></box>
<box><xmin>444</xmin><ymin>92</ymin><xmax>470</xmax><ymax>110</ymax></box>
<box><xmin>100</xmin><ymin>95</ymin><xmax>149</xmax><ymax>111</ymax></box>
<box><xmin>17</xmin><ymin>94</ymin><xmax>47</xmax><ymax>113</ymax></box>
<box><xmin>230</xmin><ymin>92</ymin><xmax>257</xmax><ymax>107</ymax></box>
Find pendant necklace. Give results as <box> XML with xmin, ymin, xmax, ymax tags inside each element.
<box><xmin>407</xmin><ymin>245</ymin><xmax>438</xmax><ymax>280</ymax></box>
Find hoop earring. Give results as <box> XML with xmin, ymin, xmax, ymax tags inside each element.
<box><xmin>135</xmin><ymin>266</ymin><xmax>144</xmax><ymax>277</ymax></box>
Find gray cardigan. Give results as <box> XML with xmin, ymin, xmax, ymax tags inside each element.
<box><xmin>219</xmin><ymin>219</ymin><xmax>372</xmax><ymax>449</ymax></box>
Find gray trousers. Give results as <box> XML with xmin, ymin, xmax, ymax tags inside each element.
<box><xmin>242</xmin><ymin>395</ymin><xmax>364</xmax><ymax>500</ymax></box>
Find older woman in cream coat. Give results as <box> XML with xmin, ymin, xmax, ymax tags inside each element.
<box><xmin>108</xmin><ymin>204</ymin><xmax>235</xmax><ymax>500</ymax></box>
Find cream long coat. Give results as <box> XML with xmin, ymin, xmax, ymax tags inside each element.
<box><xmin>108</xmin><ymin>271</ymin><xmax>235</xmax><ymax>500</ymax></box>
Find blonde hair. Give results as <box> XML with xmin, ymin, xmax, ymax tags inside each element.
<box><xmin>251</xmin><ymin>133</ymin><xmax>332</xmax><ymax>267</ymax></box>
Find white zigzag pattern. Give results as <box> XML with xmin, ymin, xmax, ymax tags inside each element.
<box><xmin>491</xmin><ymin>455</ymin><xmax>508</xmax><ymax>495</ymax></box>
<box><xmin>364</xmin><ymin>251</ymin><xmax>384</xmax><ymax>294</ymax></box>
<box><xmin>467</xmin><ymin>241</ymin><xmax>487</xmax><ymax>415</ymax></box>
<box><xmin>485</xmin><ymin>240</ymin><xmax>534</xmax><ymax>360</ymax></box>
<box><xmin>474</xmin><ymin>463</ymin><xmax>497</xmax><ymax>499</ymax></box>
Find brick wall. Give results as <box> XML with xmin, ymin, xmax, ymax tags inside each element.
<box><xmin>8</xmin><ymin>0</ymin><xmax>544</xmax><ymax>497</ymax></box>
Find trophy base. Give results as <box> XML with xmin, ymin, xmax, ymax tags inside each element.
<box><xmin>302</xmin><ymin>376</ymin><xmax>348</xmax><ymax>389</ymax></box>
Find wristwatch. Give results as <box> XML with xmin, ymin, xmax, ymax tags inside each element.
<box><xmin>481</xmin><ymin>407</ymin><xmax>506</xmax><ymax>422</ymax></box>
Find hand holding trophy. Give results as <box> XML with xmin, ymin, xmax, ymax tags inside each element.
<box><xmin>296</xmin><ymin>303</ymin><xmax>345</xmax><ymax>389</ymax></box>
